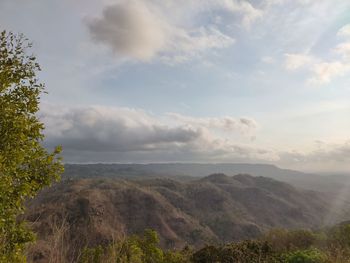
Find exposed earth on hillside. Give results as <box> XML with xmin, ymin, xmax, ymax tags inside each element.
<box><xmin>24</xmin><ymin>171</ymin><xmax>350</xmax><ymax>262</ymax></box>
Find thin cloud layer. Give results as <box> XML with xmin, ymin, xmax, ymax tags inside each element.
<box><xmin>283</xmin><ymin>23</ymin><xmax>350</xmax><ymax>85</ymax></box>
<box><xmin>337</xmin><ymin>24</ymin><xmax>350</xmax><ymax>38</ymax></box>
<box><xmin>168</xmin><ymin>113</ymin><xmax>258</xmax><ymax>135</ymax></box>
<box><xmin>284</xmin><ymin>53</ymin><xmax>315</xmax><ymax>71</ymax></box>
<box><xmin>279</xmin><ymin>141</ymin><xmax>350</xmax><ymax>172</ymax></box>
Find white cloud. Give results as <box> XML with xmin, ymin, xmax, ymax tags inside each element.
<box><xmin>284</xmin><ymin>24</ymin><xmax>350</xmax><ymax>85</ymax></box>
<box><xmin>221</xmin><ymin>0</ymin><xmax>263</xmax><ymax>28</ymax></box>
<box><xmin>337</xmin><ymin>24</ymin><xmax>350</xmax><ymax>38</ymax></box>
<box><xmin>40</xmin><ymin>104</ymin><xmax>350</xmax><ymax>170</ymax></box>
<box><xmin>87</xmin><ymin>1</ymin><xmax>166</xmax><ymax>61</ymax></box>
<box><xmin>151</xmin><ymin>0</ymin><xmax>264</xmax><ymax>28</ymax></box>
<box><xmin>160</xmin><ymin>26</ymin><xmax>235</xmax><ymax>64</ymax></box>
<box><xmin>40</xmin><ymin>104</ymin><xmax>275</xmax><ymax>162</ymax></box>
<box><xmin>334</xmin><ymin>42</ymin><xmax>350</xmax><ymax>59</ymax></box>
<box><xmin>168</xmin><ymin>113</ymin><xmax>258</xmax><ymax>135</ymax></box>
<box><xmin>263</xmin><ymin>0</ymin><xmax>284</xmax><ymax>6</ymax></box>
<box><xmin>87</xmin><ymin>0</ymin><xmax>239</xmax><ymax>63</ymax></box>
<box><xmin>174</xmin><ymin>27</ymin><xmax>234</xmax><ymax>53</ymax></box>
<box><xmin>263</xmin><ymin>0</ymin><xmax>316</xmax><ymax>6</ymax></box>
<box><xmin>308</xmin><ymin>61</ymin><xmax>350</xmax><ymax>85</ymax></box>
<box><xmin>279</xmin><ymin>140</ymin><xmax>350</xmax><ymax>172</ymax></box>
<box><xmin>284</xmin><ymin>53</ymin><xmax>314</xmax><ymax>70</ymax></box>
<box><xmin>41</xmin><ymin>105</ymin><xmax>200</xmax><ymax>152</ymax></box>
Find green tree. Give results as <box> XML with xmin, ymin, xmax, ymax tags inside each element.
<box><xmin>0</xmin><ymin>31</ymin><xmax>63</xmax><ymax>262</ymax></box>
<box><xmin>263</xmin><ymin>229</ymin><xmax>318</xmax><ymax>252</ymax></box>
<box><xmin>285</xmin><ymin>249</ymin><xmax>328</xmax><ymax>263</ymax></box>
<box><xmin>192</xmin><ymin>240</ymin><xmax>282</xmax><ymax>263</ymax></box>
<box><xmin>78</xmin><ymin>230</ymin><xmax>192</xmax><ymax>263</ymax></box>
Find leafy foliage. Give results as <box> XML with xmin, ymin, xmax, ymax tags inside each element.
<box><xmin>78</xmin><ymin>229</ymin><xmax>192</xmax><ymax>263</ymax></box>
<box><xmin>20</xmin><ymin>211</ymin><xmax>350</xmax><ymax>263</ymax></box>
<box><xmin>262</xmin><ymin>229</ymin><xmax>319</xmax><ymax>252</ymax></box>
<box><xmin>74</xmin><ymin>224</ymin><xmax>350</xmax><ymax>263</ymax></box>
<box><xmin>285</xmin><ymin>249</ymin><xmax>328</xmax><ymax>263</ymax></box>
<box><xmin>324</xmin><ymin>223</ymin><xmax>350</xmax><ymax>262</ymax></box>
<box><xmin>192</xmin><ymin>240</ymin><xmax>281</xmax><ymax>263</ymax></box>
<box><xmin>0</xmin><ymin>31</ymin><xmax>63</xmax><ymax>262</ymax></box>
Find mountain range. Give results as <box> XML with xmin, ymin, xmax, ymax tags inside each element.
<box><xmin>24</xmin><ymin>168</ymin><xmax>350</xmax><ymax>262</ymax></box>
<box><xmin>63</xmin><ymin>163</ymin><xmax>350</xmax><ymax>193</ymax></box>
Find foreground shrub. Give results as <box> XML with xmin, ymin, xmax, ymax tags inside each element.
<box><xmin>28</xmin><ymin>222</ymin><xmax>350</xmax><ymax>263</ymax></box>
<box><xmin>324</xmin><ymin>223</ymin><xmax>350</xmax><ymax>262</ymax></box>
<box><xmin>285</xmin><ymin>249</ymin><xmax>328</xmax><ymax>263</ymax></box>
<box><xmin>192</xmin><ymin>240</ymin><xmax>282</xmax><ymax>263</ymax></box>
<box><xmin>78</xmin><ymin>229</ymin><xmax>191</xmax><ymax>263</ymax></box>
<box><xmin>262</xmin><ymin>229</ymin><xmax>318</xmax><ymax>252</ymax></box>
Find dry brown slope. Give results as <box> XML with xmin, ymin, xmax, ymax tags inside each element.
<box><xmin>25</xmin><ymin>174</ymin><xmax>331</xmax><ymax>261</ymax></box>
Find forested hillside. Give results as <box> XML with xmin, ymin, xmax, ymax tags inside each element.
<box><xmin>23</xmin><ymin>174</ymin><xmax>350</xmax><ymax>262</ymax></box>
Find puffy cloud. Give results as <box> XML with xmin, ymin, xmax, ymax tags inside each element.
<box><xmin>40</xmin><ymin>104</ymin><xmax>273</xmax><ymax>162</ymax></box>
<box><xmin>40</xmin><ymin>104</ymin><xmax>350</xmax><ymax>171</ymax></box>
<box><xmin>87</xmin><ymin>1</ymin><xmax>166</xmax><ymax>61</ymax></box>
<box><xmin>41</xmin><ymin>105</ymin><xmax>200</xmax><ymax>152</ymax></box>
<box><xmin>86</xmin><ymin>0</ymin><xmax>267</xmax><ymax>62</ymax></box>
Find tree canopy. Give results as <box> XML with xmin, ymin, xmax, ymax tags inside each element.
<box><xmin>0</xmin><ymin>30</ymin><xmax>63</xmax><ymax>262</ymax></box>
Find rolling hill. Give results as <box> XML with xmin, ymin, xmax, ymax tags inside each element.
<box><xmin>24</xmin><ymin>173</ymin><xmax>347</xmax><ymax>262</ymax></box>
<box><xmin>63</xmin><ymin>162</ymin><xmax>350</xmax><ymax>193</ymax></box>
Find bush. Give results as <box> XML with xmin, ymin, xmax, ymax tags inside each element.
<box><xmin>192</xmin><ymin>240</ymin><xmax>281</xmax><ymax>263</ymax></box>
<box><xmin>263</xmin><ymin>229</ymin><xmax>318</xmax><ymax>252</ymax></box>
<box><xmin>78</xmin><ymin>230</ymin><xmax>191</xmax><ymax>263</ymax></box>
<box><xmin>285</xmin><ymin>249</ymin><xmax>328</xmax><ymax>263</ymax></box>
<box><xmin>327</xmin><ymin>223</ymin><xmax>350</xmax><ymax>249</ymax></box>
<box><xmin>32</xmin><ymin>224</ymin><xmax>350</xmax><ymax>263</ymax></box>
<box><xmin>324</xmin><ymin>223</ymin><xmax>350</xmax><ymax>262</ymax></box>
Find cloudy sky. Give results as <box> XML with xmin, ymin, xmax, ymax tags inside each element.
<box><xmin>1</xmin><ymin>0</ymin><xmax>350</xmax><ymax>173</ymax></box>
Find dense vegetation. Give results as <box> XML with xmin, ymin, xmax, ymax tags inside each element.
<box><xmin>23</xmin><ymin>176</ymin><xmax>350</xmax><ymax>262</ymax></box>
<box><xmin>0</xmin><ymin>31</ymin><xmax>63</xmax><ymax>262</ymax></box>
<box><xmin>24</xmin><ymin>175</ymin><xmax>334</xmax><ymax>255</ymax></box>
<box><xmin>74</xmin><ymin>224</ymin><xmax>350</xmax><ymax>263</ymax></box>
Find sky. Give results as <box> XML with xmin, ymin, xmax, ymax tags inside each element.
<box><xmin>1</xmin><ymin>0</ymin><xmax>350</xmax><ymax>173</ymax></box>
